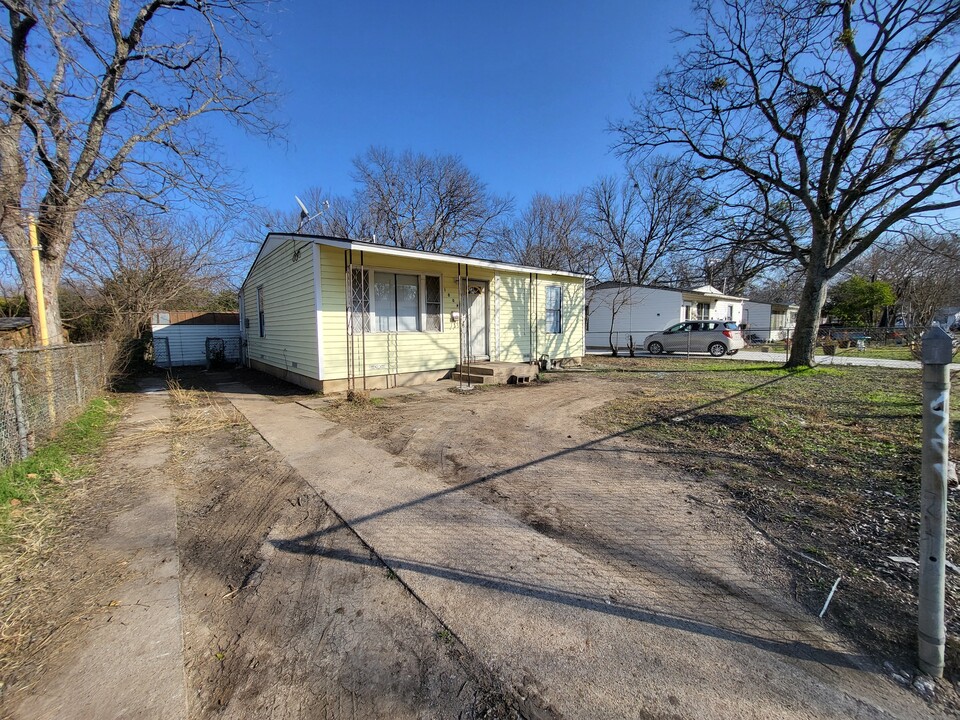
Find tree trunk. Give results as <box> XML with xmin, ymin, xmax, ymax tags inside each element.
<box><xmin>786</xmin><ymin>262</ymin><xmax>830</xmax><ymax>368</ymax></box>
<box><xmin>3</xmin><ymin>216</ymin><xmax>69</xmax><ymax>346</ymax></box>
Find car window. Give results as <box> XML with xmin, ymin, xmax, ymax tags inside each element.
<box><xmin>703</xmin><ymin>322</ymin><xmax>718</xmax><ymax>331</ymax></box>
<box><xmin>681</xmin><ymin>323</ymin><xmax>694</xmax><ymax>332</ymax></box>
<box><xmin>723</xmin><ymin>322</ymin><xmax>739</xmax><ymax>330</ymax></box>
<box><xmin>666</xmin><ymin>323</ymin><xmax>685</xmax><ymax>332</ymax></box>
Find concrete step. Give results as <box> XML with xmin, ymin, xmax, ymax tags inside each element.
<box><xmin>451</xmin><ymin>372</ymin><xmax>489</xmax><ymax>385</ymax></box>
<box><xmin>454</xmin><ymin>364</ymin><xmax>496</xmax><ymax>376</ymax></box>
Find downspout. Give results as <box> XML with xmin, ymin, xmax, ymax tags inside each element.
<box><xmin>581</xmin><ymin>277</ymin><xmax>586</xmax><ymax>358</ymax></box>
<box><xmin>528</xmin><ymin>273</ymin><xmax>533</xmax><ymax>362</ymax></box>
<box><xmin>360</xmin><ymin>251</ymin><xmax>367</xmax><ymax>391</ymax></box>
<box><xmin>457</xmin><ymin>264</ymin><xmax>464</xmax><ymax>389</ymax></box>
<box><xmin>534</xmin><ymin>273</ymin><xmax>540</xmax><ymax>363</ymax></box>
<box><xmin>345</xmin><ymin>250</ymin><xmax>353</xmax><ymax>391</ymax></box>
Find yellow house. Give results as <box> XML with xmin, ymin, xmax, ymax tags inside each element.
<box><xmin>239</xmin><ymin>234</ymin><xmax>587</xmax><ymax>392</ymax></box>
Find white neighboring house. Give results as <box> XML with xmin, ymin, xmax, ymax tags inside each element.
<box><xmin>741</xmin><ymin>301</ymin><xmax>800</xmax><ymax>341</ymax></box>
<box><xmin>933</xmin><ymin>306</ymin><xmax>960</xmax><ymax>329</ymax></box>
<box><xmin>586</xmin><ymin>282</ymin><xmax>745</xmax><ymax>352</ymax></box>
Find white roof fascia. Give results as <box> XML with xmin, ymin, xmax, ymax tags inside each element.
<box><xmin>682</xmin><ymin>289</ymin><xmax>747</xmax><ymax>302</ymax></box>
<box><xmin>266</xmin><ymin>234</ymin><xmax>591</xmax><ymax>279</ymax></box>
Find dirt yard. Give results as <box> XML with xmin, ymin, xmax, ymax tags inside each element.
<box><xmin>170</xmin><ymin>383</ymin><xmax>520</xmax><ymax>719</ymax></box>
<box><xmin>3</xmin><ymin>358</ymin><xmax>957</xmax><ymax>717</ymax></box>
<box><xmin>0</xmin><ymin>378</ymin><xmax>521</xmax><ymax>719</ymax></box>
<box><xmin>320</xmin><ymin>360</ymin><xmax>959</xmax><ymax>709</ymax></box>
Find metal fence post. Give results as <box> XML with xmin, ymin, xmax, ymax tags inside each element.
<box><xmin>8</xmin><ymin>352</ymin><xmax>30</xmax><ymax>459</ymax></box>
<box><xmin>918</xmin><ymin>325</ymin><xmax>953</xmax><ymax>677</ymax></box>
<box><xmin>71</xmin><ymin>346</ymin><xmax>83</xmax><ymax>406</ymax></box>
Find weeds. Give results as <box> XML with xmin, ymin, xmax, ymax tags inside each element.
<box><xmin>0</xmin><ymin>396</ymin><xmax>121</xmax><ymax>685</ymax></box>
<box><xmin>130</xmin><ymin>379</ymin><xmax>241</xmax><ymax>440</ymax></box>
<box><xmin>0</xmin><ymin>398</ymin><xmax>119</xmax><ymax>537</ymax></box>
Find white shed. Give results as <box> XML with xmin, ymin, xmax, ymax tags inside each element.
<box><xmin>151</xmin><ymin>311</ymin><xmax>242</xmax><ymax>367</ymax></box>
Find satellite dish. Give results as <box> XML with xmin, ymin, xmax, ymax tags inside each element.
<box><xmin>293</xmin><ymin>195</ymin><xmax>310</xmax><ymax>220</ymax></box>
<box><xmin>293</xmin><ymin>195</ymin><xmax>328</xmax><ymax>234</ymax></box>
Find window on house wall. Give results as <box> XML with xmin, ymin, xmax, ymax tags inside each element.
<box><xmin>545</xmin><ymin>285</ymin><xmax>562</xmax><ymax>334</ymax></box>
<box><xmin>350</xmin><ymin>269</ymin><xmax>371</xmax><ymax>333</ymax></box>
<box><xmin>353</xmin><ymin>270</ymin><xmax>443</xmax><ymax>333</ymax></box>
<box><xmin>374</xmin><ymin>272</ymin><xmax>420</xmax><ymax>332</ymax></box>
<box><xmin>425</xmin><ymin>275</ymin><xmax>442</xmax><ymax>331</ymax></box>
<box><xmin>726</xmin><ymin>304</ymin><xmax>734</xmax><ymax>320</ymax></box>
<box><xmin>697</xmin><ymin>302</ymin><xmax>710</xmax><ymax>319</ymax></box>
<box><xmin>256</xmin><ymin>286</ymin><xmax>265</xmax><ymax>337</ymax></box>
<box><xmin>585</xmin><ymin>303</ymin><xmax>590</xmax><ymax>332</ymax></box>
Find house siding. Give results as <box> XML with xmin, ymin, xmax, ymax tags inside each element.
<box><xmin>535</xmin><ymin>275</ymin><xmax>584</xmax><ymax>361</ymax></box>
<box><xmin>318</xmin><ymin>247</ymin><xmax>583</xmax><ymax>381</ymax></box>
<box><xmin>242</xmin><ymin>238</ymin><xmax>585</xmax><ymax>389</ymax></box>
<box><xmin>242</xmin><ymin>238</ymin><xmax>319</xmax><ymax>379</ymax></box>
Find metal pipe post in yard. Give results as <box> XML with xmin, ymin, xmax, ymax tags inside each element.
<box><xmin>8</xmin><ymin>352</ymin><xmax>30</xmax><ymax>459</ymax></box>
<box><xmin>71</xmin><ymin>345</ymin><xmax>83</xmax><ymax>406</ymax></box>
<box><xmin>918</xmin><ymin>325</ymin><xmax>953</xmax><ymax>677</ymax></box>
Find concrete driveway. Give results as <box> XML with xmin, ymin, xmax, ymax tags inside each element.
<box><xmin>222</xmin><ymin>380</ymin><xmax>943</xmax><ymax>720</ymax></box>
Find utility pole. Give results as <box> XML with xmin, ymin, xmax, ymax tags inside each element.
<box><xmin>918</xmin><ymin>325</ymin><xmax>953</xmax><ymax>677</ymax></box>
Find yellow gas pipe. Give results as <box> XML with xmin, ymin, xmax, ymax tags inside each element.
<box><xmin>28</xmin><ymin>216</ymin><xmax>49</xmax><ymax>346</ymax></box>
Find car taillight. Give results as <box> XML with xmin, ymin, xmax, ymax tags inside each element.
<box><xmin>722</xmin><ymin>330</ymin><xmax>733</xmax><ymax>338</ymax></box>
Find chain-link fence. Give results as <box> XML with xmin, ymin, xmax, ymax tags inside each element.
<box><xmin>0</xmin><ymin>342</ymin><xmax>109</xmax><ymax>468</ymax></box>
<box><xmin>588</xmin><ymin>324</ymin><xmax>956</xmax><ymax>359</ymax></box>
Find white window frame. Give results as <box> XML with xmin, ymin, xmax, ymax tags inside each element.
<box><xmin>256</xmin><ymin>285</ymin><xmax>265</xmax><ymax>338</ymax></box>
<box><xmin>545</xmin><ymin>284</ymin><xmax>563</xmax><ymax>334</ymax></box>
<box><xmin>354</xmin><ymin>268</ymin><xmax>444</xmax><ymax>334</ymax></box>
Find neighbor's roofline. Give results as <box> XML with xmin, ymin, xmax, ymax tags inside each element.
<box><xmin>240</xmin><ymin>233</ymin><xmax>590</xmax><ymax>289</ymax></box>
<box><xmin>587</xmin><ymin>280</ymin><xmax>747</xmax><ymax>301</ymax></box>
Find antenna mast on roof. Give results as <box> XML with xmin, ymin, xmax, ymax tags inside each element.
<box><xmin>295</xmin><ymin>196</ymin><xmax>329</xmax><ymax>233</ymax></box>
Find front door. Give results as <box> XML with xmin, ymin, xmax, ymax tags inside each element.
<box><xmin>465</xmin><ymin>282</ymin><xmax>488</xmax><ymax>360</ymax></box>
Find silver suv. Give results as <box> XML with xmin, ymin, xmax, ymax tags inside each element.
<box><xmin>644</xmin><ymin>320</ymin><xmax>745</xmax><ymax>356</ymax></box>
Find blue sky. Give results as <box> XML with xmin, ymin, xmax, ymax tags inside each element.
<box><xmin>224</xmin><ymin>0</ymin><xmax>696</xmax><ymax>212</ymax></box>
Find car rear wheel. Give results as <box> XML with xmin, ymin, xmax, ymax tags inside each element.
<box><xmin>647</xmin><ymin>341</ymin><xmax>664</xmax><ymax>355</ymax></box>
<box><xmin>708</xmin><ymin>342</ymin><xmax>727</xmax><ymax>357</ymax></box>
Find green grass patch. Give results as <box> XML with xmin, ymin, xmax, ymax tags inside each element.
<box><xmin>821</xmin><ymin>345</ymin><xmax>916</xmax><ymax>361</ymax></box>
<box><xmin>0</xmin><ymin>397</ymin><xmax>120</xmax><ymax>535</ymax></box>
<box><xmin>581</xmin><ymin>355</ymin><xmax>960</xmax><ymax>670</ymax></box>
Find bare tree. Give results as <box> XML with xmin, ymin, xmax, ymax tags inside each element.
<box><xmin>587</xmin><ymin>157</ymin><xmax>708</xmax><ymax>285</ymax></box>
<box><xmin>853</xmin><ymin>229</ymin><xmax>960</xmax><ymax>328</ymax></box>
<box><xmin>66</xmin><ymin>198</ymin><xmax>241</xmax><ymax>367</ymax></box>
<box><xmin>495</xmin><ymin>192</ymin><xmax>594</xmax><ymax>273</ymax></box>
<box><xmin>586</xmin><ymin>282</ymin><xmax>636</xmax><ymax>356</ymax></box>
<box><xmin>352</xmin><ymin>147</ymin><xmax>511</xmax><ymax>255</ymax></box>
<box><xmin>745</xmin><ymin>268</ymin><xmax>807</xmax><ymax>304</ymax></box>
<box><xmin>0</xmin><ymin>0</ymin><xmax>277</xmax><ymax>344</ymax></box>
<box><xmin>615</xmin><ymin>0</ymin><xmax>960</xmax><ymax>366</ymax></box>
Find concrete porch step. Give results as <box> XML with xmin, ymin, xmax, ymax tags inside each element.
<box><xmin>451</xmin><ymin>372</ymin><xmax>490</xmax><ymax>385</ymax></box>
<box><xmin>452</xmin><ymin>362</ymin><xmax>538</xmax><ymax>386</ymax></box>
